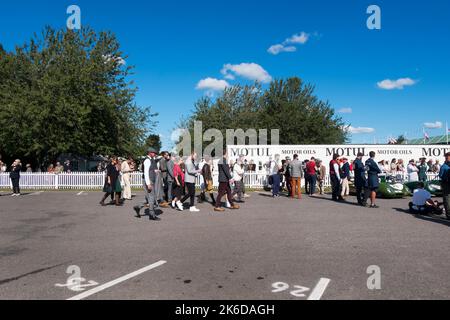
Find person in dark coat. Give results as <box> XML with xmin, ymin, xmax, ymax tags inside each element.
<box><xmin>10</xmin><ymin>159</ymin><xmax>22</xmax><ymax>196</ymax></box>
<box><xmin>214</xmin><ymin>150</ymin><xmax>240</xmax><ymax>212</ymax></box>
<box><xmin>354</xmin><ymin>152</ymin><xmax>368</xmax><ymax>206</ymax></box>
<box><xmin>99</xmin><ymin>157</ymin><xmax>122</xmax><ymax>206</ymax></box>
<box><xmin>365</xmin><ymin>151</ymin><xmax>382</xmax><ymax>208</ymax></box>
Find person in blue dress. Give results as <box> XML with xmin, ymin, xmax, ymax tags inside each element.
<box><xmin>365</xmin><ymin>151</ymin><xmax>382</xmax><ymax>209</ymax></box>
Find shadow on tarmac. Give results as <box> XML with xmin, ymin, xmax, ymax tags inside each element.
<box><xmin>393</xmin><ymin>207</ymin><xmax>450</xmax><ymax>227</ymax></box>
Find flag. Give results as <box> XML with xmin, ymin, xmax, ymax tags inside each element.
<box><xmin>388</xmin><ymin>137</ymin><xmax>397</xmax><ymax>144</ymax></box>
<box><xmin>424</xmin><ymin>131</ymin><xmax>430</xmax><ymax>140</ymax></box>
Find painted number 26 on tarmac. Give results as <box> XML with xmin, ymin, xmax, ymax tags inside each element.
<box><xmin>271</xmin><ymin>278</ymin><xmax>331</xmax><ymax>300</ymax></box>
<box><xmin>271</xmin><ymin>282</ymin><xmax>310</xmax><ymax>298</ymax></box>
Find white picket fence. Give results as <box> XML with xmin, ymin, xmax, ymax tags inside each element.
<box><xmin>0</xmin><ymin>171</ymin><xmax>440</xmax><ymax>190</ymax></box>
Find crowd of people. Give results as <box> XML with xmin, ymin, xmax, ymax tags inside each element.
<box><xmin>263</xmin><ymin>151</ymin><xmax>450</xmax><ymax>217</ymax></box>
<box><xmin>122</xmin><ymin>148</ymin><xmax>245</xmax><ymax>221</ymax></box>
<box><xmin>2</xmin><ymin>149</ymin><xmax>450</xmax><ymax>221</ymax></box>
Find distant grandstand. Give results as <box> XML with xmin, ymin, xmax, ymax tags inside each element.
<box><xmin>404</xmin><ymin>134</ymin><xmax>449</xmax><ymax>145</ymax></box>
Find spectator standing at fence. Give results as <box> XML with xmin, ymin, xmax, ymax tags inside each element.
<box><xmin>26</xmin><ymin>164</ymin><xmax>33</xmax><ymax>173</ymax></box>
<box><xmin>215</xmin><ymin>150</ymin><xmax>239</xmax><ymax>212</ymax></box>
<box><xmin>63</xmin><ymin>160</ymin><xmax>72</xmax><ymax>173</ymax></box>
<box><xmin>133</xmin><ymin>148</ymin><xmax>161</xmax><ymax>221</ymax></box>
<box><xmin>433</xmin><ymin>160</ymin><xmax>441</xmax><ymax>174</ymax></box>
<box><xmin>427</xmin><ymin>160</ymin><xmax>434</xmax><ymax>173</ymax></box>
<box><xmin>418</xmin><ymin>158</ymin><xmax>428</xmax><ymax>182</ymax></box>
<box><xmin>317</xmin><ymin>160</ymin><xmax>326</xmax><ymax>195</ymax></box>
<box><xmin>47</xmin><ymin>164</ymin><xmax>55</xmax><ymax>173</ymax></box>
<box><xmin>10</xmin><ymin>159</ymin><xmax>22</xmax><ymax>196</ymax></box>
<box><xmin>340</xmin><ymin>158</ymin><xmax>351</xmax><ymax>199</ymax></box>
<box><xmin>397</xmin><ymin>159</ymin><xmax>405</xmax><ymax>173</ymax></box>
<box><xmin>354</xmin><ymin>153</ymin><xmax>368</xmax><ymax>207</ymax></box>
<box><xmin>390</xmin><ymin>159</ymin><xmax>397</xmax><ymax>173</ymax></box>
<box><xmin>121</xmin><ymin>157</ymin><xmax>133</xmax><ymax>201</ymax></box>
<box><xmin>180</xmin><ymin>152</ymin><xmax>201</xmax><ymax>212</ymax></box>
<box><xmin>439</xmin><ymin>152</ymin><xmax>450</xmax><ymax>219</ymax></box>
<box><xmin>330</xmin><ymin>154</ymin><xmax>343</xmax><ymax>202</ymax></box>
<box><xmin>54</xmin><ymin>162</ymin><xmax>64</xmax><ymax>174</ymax></box>
<box><xmin>366</xmin><ymin>151</ymin><xmax>382</xmax><ymax>209</ymax></box>
<box><xmin>289</xmin><ymin>154</ymin><xmax>303</xmax><ymax>199</ymax></box>
<box><xmin>0</xmin><ymin>160</ymin><xmax>6</xmax><ymax>172</ymax></box>
<box><xmin>407</xmin><ymin>160</ymin><xmax>419</xmax><ymax>182</ymax></box>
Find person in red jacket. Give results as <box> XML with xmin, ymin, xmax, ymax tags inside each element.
<box><xmin>306</xmin><ymin>157</ymin><xmax>318</xmax><ymax>196</ymax></box>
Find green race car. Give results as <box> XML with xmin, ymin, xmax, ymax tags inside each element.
<box><xmin>404</xmin><ymin>180</ymin><xmax>443</xmax><ymax>197</ymax></box>
<box><xmin>349</xmin><ymin>175</ymin><xmax>409</xmax><ymax>199</ymax></box>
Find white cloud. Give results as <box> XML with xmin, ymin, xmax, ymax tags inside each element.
<box><xmin>285</xmin><ymin>32</ymin><xmax>309</xmax><ymax>45</ymax></box>
<box><xmin>221</xmin><ymin>63</ymin><xmax>272</xmax><ymax>83</ymax></box>
<box><xmin>268</xmin><ymin>32</ymin><xmax>310</xmax><ymax>55</ymax></box>
<box><xmin>377</xmin><ymin>78</ymin><xmax>417</xmax><ymax>90</ymax></box>
<box><xmin>347</xmin><ymin>126</ymin><xmax>375</xmax><ymax>134</ymax></box>
<box><xmin>267</xmin><ymin>44</ymin><xmax>297</xmax><ymax>55</ymax></box>
<box><xmin>196</xmin><ymin>77</ymin><xmax>230</xmax><ymax>91</ymax></box>
<box><xmin>338</xmin><ymin>108</ymin><xmax>353</xmax><ymax>114</ymax></box>
<box><xmin>424</xmin><ymin>121</ymin><xmax>443</xmax><ymax>129</ymax></box>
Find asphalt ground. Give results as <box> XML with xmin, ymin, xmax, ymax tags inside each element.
<box><xmin>0</xmin><ymin>189</ymin><xmax>449</xmax><ymax>300</ymax></box>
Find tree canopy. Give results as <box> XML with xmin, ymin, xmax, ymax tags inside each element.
<box><xmin>0</xmin><ymin>26</ymin><xmax>157</xmax><ymax>166</ymax></box>
<box><xmin>181</xmin><ymin>77</ymin><xmax>348</xmax><ymax>152</ymax></box>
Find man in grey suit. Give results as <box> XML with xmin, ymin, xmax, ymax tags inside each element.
<box><xmin>163</xmin><ymin>152</ymin><xmax>175</xmax><ymax>205</ymax></box>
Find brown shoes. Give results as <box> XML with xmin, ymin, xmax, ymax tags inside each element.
<box><xmin>214</xmin><ymin>204</ymin><xmax>240</xmax><ymax>212</ymax></box>
<box><xmin>159</xmin><ymin>201</ymin><xmax>170</xmax><ymax>208</ymax></box>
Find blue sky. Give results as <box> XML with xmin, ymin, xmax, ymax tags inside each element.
<box><xmin>1</xmin><ymin>0</ymin><xmax>449</xmax><ymax>149</ymax></box>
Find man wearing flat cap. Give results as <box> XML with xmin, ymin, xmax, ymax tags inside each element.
<box><xmin>133</xmin><ymin>147</ymin><xmax>161</xmax><ymax>221</ymax></box>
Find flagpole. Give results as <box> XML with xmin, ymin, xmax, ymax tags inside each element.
<box><xmin>447</xmin><ymin>122</ymin><xmax>449</xmax><ymax>145</ymax></box>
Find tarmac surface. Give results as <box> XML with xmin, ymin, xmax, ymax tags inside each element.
<box><xmin>0</xmin><ymin>189</ymin><xmax>449</xmax><ymax>300</ymax></box>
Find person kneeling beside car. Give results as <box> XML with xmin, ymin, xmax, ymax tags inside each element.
<box><xmin>409</xmin><ymin>182</ymin><xmax>443</xmax><ymax>215</ymax></box>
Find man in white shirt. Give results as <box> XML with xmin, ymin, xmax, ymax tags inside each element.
<box><xmin>409</xmin><ymin>182</ymin><xmax>441</xmax><ymax>215</ymax></box>
<box><xmin>232</xmin><ymin>156</ymin><xmax>245</xmax><ymax>202</ymax></box>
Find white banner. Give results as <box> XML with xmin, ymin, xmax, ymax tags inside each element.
<box><xmin>228</xmin><ymin>145</ymin><xmax>450</xmax><ymax>170</ymax></box>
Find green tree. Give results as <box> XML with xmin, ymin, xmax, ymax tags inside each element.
<box><xmin>0</xmin><ymin>26</ymin><xmax>158</xmax><ymax>167</ymax></box>
<box><xmin>143</xmin><ymin>134</ymin><xmax>162</xmax><ymax>153</ymax></box>
<box><xmin>180</xmin><ymin>77</ymin><xmax>347</xmax><ymax>153</ymax></box>
<box><xmin>396</xmin><ymin>135</ymin><xmax>406</xmax><ymax>145</ymax></box>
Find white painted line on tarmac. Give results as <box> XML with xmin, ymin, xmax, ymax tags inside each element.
<box><xmin>307</xmin><ymin>278</ymin><xmax>331</xmax><ymax>300</ymax></box>
<box><xmin>76</xmin><ymin>191</ymin><xmax>86</xmax><ymax>196</ymax></box>
<box><xmin>67</xmin><ymin>260</ymin><xmax>167</xmax><ymax>300</ymax></box>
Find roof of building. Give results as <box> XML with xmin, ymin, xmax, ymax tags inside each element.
<box><xmin>404</xmin><ymin>135</ymin><xmax>449</xmax><ymax>145</ymax></box>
